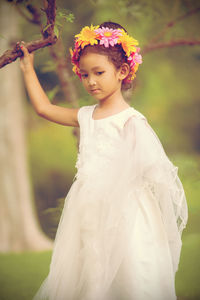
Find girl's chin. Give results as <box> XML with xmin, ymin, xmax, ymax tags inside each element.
<box><xmin>92</xmin><ymin>94</ymin><xmax>104</xmax><ymax>100</ymax></box>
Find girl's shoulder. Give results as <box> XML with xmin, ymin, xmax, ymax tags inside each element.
<box><xmin>77</xmin><ymin>104</ymin><xmax>94</xmax><ymax>126</ymax></box>
<box><xmin>77</xmin><ymin>104</ymin><xmax>93</xmax><ymax>115</ymax></box>
<box><xmin>128</xmin><ymin>107</ymin><xmax>147</xmax><ymax>121</ymax></box>
<box><xmin>119</xmin><ymin>107</ymin><xmax>147</xmax><ymax>131</ymax></box>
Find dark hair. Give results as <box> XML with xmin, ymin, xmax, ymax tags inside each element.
<box><xmin>79</xmin><ymin>21</ymin><xmax>132</xmax><ymax>90</ymax></box>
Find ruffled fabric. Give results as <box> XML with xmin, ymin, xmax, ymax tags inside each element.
<box><xmin>33</xmin><ymin>105</ymin><xmax>188</xmax><ymax>300</ymax></box>
<box><xmin>122</xmin><ymin>115</ymin><xmax>188</xmax><ymax>274</ymax></box>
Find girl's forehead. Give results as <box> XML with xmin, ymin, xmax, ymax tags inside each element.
<box><xmin>80</xmin><ymin>52</ymin><xmax>109</xmax><ymax>64</ymax></box>
<box><xmin>79</xmin><ymin>52</ymin><xmax>111</xmax><ymax>70</ymax></box>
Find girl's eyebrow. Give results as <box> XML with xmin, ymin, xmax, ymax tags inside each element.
<box><xmin>80</xmin><ymin>66</ymin><xmax>103</xmax><ymax>72</ymax></box>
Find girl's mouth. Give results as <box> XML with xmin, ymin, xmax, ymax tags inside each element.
<box><xmin>90</xmin><ymin>89</ymin><xmax>100</xmax><ymax>94</ymax></box>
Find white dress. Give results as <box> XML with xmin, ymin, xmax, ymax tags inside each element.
<box><xmin>33</xmin><ymin>104</ymin><xmax>188</xmax><ymax>300</ymax></box>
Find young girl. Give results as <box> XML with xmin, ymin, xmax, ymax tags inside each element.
<box><xmin>20</xmin><ymin>21</ymin><xmax>188</xmax><ymax>300</ymax></box>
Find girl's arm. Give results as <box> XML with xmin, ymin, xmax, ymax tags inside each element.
<box><xmin>20</xmin><ymin>44</ymin><xmax>79</xmax><ymax>127</ymax></box>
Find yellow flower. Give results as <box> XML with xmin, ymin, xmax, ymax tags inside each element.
<box><xmin>75</xmin><ymin>25</ymin><xmax>99</xmax><ymax>48</ymax></box>
<box><xmin>72</xmin><ymin>65</ymin><xmax>77</xmax><ymax>73</ymax></box>
<box><xmin>69</xmin><ymin>47</ymin><xmax>73</xmax><ymax>57</ymax></box>
<box><xmin>118</xmin><ymin>29</ymin><xmax>139</xmax><ymax>57</ymax></box>
<box><xmin>135</xmin><ymin>63</ymin><xmax>139</xmax><ymax>72</ymax></box>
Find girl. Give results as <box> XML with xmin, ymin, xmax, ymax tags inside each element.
<box><xmin>20</xmin><ymin>21</ymin><xmax>188</xmax><ymax>300</ymax></box>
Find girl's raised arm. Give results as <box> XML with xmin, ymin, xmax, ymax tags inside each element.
<box><xmin>19</xmin><ymin>43</ymin><xmax>79</xmax><ymax>127</ymax></box>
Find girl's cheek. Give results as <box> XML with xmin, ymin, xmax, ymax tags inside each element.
<box><xmin>83</xmin><ymin>81</ymin><xmax>89</xmax><ymax>90</ymax></box>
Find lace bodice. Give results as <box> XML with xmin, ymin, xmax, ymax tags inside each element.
<box><xmin>73</xmin><ymin>104</ymin><xmax>146</xmax><ymax>182</ymax></box>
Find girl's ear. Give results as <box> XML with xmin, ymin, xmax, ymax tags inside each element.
<box><xmin>118</xmin><ymin>63</ymin><xmax>130</xmax><ymax>81</ymax></box>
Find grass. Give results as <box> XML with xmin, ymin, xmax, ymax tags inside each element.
<box><xmin>176</xmin><ymin>233</ymin><xmax>200</xmax><ymax>299</ymax></box>
<box><xmin>0</xmin><ymin>251</ymin><xmax>51</xmax><ymax>300</ymax></box>
<box><xmin>0</xmin><ymin>232</ymin><xmax>200</xmax><ymax>300</ymax></box>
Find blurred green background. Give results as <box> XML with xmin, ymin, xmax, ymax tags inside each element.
<box><xmin>0</xmin><ymin>0</ymin><xmax>200</xmax><ymax>299</ymax></box>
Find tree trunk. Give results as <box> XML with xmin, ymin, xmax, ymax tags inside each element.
<box><xmin>0</xmin><ymin>2</ymin><xmax>53</xmax><ymax>252</ymax></box>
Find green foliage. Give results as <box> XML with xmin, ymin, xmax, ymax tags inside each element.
<box><xmin>54</xmin><ymin>25</ymin><xmax>59</xmax><ymax>38</ymax></box>
<box><xmin>171</xmin><ymin>153</ymin><xmax>200</xmax><ymax>216</ymax></box>
<box><xmin>57</xmin><ymin>9</ymin><xmax>75</xmax><ymax>23</ymax></box>
<box><xmin>27</xmin><ymin>120</ymin><xmax>77</xmax><ymax>179</ymax></box>
<box><xmin>26</xmin><ymin>116</ymin><xmax>78</xmax><ymax>237</ymax></box>
<box><xmin>54</xmin><ymin>8</ymin><xmax>75</xmax><ymax>38</ymax></box>
<box><xmin>40</xmin><ymin>60</ymin><xmax>57</xmax><ymax>73</ymax></box>
<box><xmin>46</xmin><ymin>85</ymin><xmax>60</xmax><ymax>101</ymax></box>
<box><xmin>42</xmin><ymin>23</ymin><xmax>52</xmax><ymax>32</ymax></box>
<box><xmin>41</xmin><ymin>197</ymin><xmax>65</xmax><ymax>239</ymax></box>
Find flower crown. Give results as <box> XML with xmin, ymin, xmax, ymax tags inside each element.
<box><xmin>70</xmin><ymin>24</ymin><xmax>143</xmax><ymax>84</ymax></box>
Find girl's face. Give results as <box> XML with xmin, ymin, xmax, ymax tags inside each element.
<box><xmin>79</xmin><ymin>52</ymin><xmax>123</xmax><ymax>102</ymax></box>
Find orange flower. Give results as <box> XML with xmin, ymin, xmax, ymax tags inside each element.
<box><xmin>118</xmin><ymin>29</ymin><xmax>138</xmax><ymax>57</ymax></box>
<box><xmin>75</xmin><ymin>25</ymin><xmax>99</xmax><ymax>48</ymax></box>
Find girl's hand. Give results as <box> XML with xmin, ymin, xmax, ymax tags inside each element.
<box><xmin>19</xmin><ymin>41</ymin><xmax>34</xmax><ymax>73</ymax></box>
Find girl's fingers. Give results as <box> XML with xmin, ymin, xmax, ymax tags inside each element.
<box><xmin>17</xmin><ymin>41</ymin><xmax>35</xmax><ymax>59</ymax></box>
<box><xmin>17</xmin><ymin>41</ymin><xmax>35</xmax><ymax>71</ymax></box>
<box><xmin>20</xmin><ymin>44</ymin><xmax>34</xmax><ymax>62</ymax></box>
<box><xmin>20</xmin><ymin>44</ymin><xmax>29</xmax><ymax>57</ymax></box>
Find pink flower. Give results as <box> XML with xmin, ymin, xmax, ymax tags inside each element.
<box><xmin>127</xmin><ymin>55</ymin><xmax>135</xmax><ymax>68</ymax></box>
<box><xmin>95</xmin><ymin>27</ymin><xmax>122</xmax><ymax>48</ymax></box>
<box><xmin>134</xmin><ymin>47</ymin><xmax>142</xmax><ymax>63</ymax></box>
<box><xmin>127</xmin><ymin>47</ymin><xmax>142</xmax><ymax>67</ymax></box>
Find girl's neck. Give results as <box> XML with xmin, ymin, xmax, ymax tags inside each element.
<box><xmin>97</xmin><ymin>91</ymin><xmax>129</xmax><ymax>111</ymax></box>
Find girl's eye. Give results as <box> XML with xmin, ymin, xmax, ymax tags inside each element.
<box><xmin>81</xmin><ymin>74</ymin><xmax>88</xmax><ymax>78</ymax></box>
<box><xmin>96</xmin><ymin>71</ymin><xmax>104</xmax><ymax>76</ymax></box>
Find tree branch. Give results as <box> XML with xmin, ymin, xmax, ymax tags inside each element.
<box><xmin>0</xmin><ymin>37</ymin><xmax>57</xmax><ymax>68</ymax></box>
<box><xmin>0</xmin><ymin>0</ymin><xmax>57</xmax><ymax>69</ymax></box>
<box><xmin>142</xmin><ymin>39</ymin><xmax>200</xmax><ymax>55</ymax></box>
<box><xmin>148</xmin><ymin>6</ymin><xmax>200</xmax><ymax>45</ymax></box>
<box><xmin>41</xmin><ymin>0</ymin><xmax>56</xmax><ymax>39</ymax></box>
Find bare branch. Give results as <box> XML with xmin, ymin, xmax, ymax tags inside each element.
<box><xmin>0</xmin><ymin>37</ymin><xmax>57</xmax><ymax>68</ymax></box>
<box><xmin>142</xmin><ymin>39</ymin><xmax>200</xmax><ymax>55</ymax></box>
<box><xmin>148</xmin><ymin>6</ymin><xmax>200</xmax><ymax>45</ymax></box>
<box><xmin>0</xmin><ymin>0</ymin><xmax>57</xmax><ymax>69</ymax></box>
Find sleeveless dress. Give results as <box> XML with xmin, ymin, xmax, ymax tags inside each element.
<box><xmin>33</xmin><ymin>104</ymin><xmax>188</xmax><ymax>300</ymax></box>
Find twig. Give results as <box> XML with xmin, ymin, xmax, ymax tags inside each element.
<box><xmin>142</xmin><ymin>39</ymin><xmax>200</xmax><ymax>55</ymax></box>
<box><xmin>148</xmin><ymin>6</ymin><xmax>200</xmax><ymax>45</ymax></box>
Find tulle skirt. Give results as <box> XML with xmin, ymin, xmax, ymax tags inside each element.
<box><xmin>33</xmin><ymin>175</ymin><xmax>177</xmax><ymax>300</ymax></box>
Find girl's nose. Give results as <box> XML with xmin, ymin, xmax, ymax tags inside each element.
<box><xmin>88</xmin><ymin>76</ymin><xmax>96</xmax><ymax>86</ymax></box>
